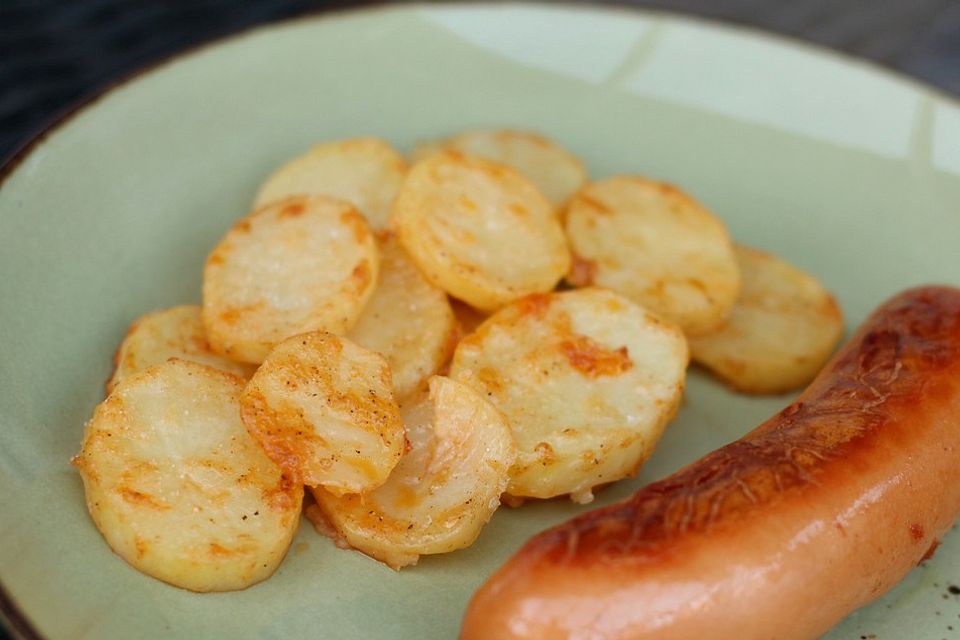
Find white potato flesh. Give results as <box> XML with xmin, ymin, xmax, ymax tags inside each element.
<box><xmin>564</xmin><ymin>176</ymin><xmax>739</xmax><ymax>336</ymax></box>
<box><xmin>253</xmin><ymin>138</ymin><xmax>407</xmax><ymax>230</ymax></box>
<box><xmin>450</xmin><ymin>288</ymin><xmax>688</xmax><ymax>503</ymax></box>
<box><xmin>689</xmin><ymin>245</ymin><xmax>844</xmax><ymax>394</ymax></box>
<box><xmin>409</xmin><ymin>129</ymin><xmax>587</xmax><ymax>207</ymax></box>
<box><xmin>202</xmin><ymin>195</ymin><xmax>379</xmax><ymax>364</ymax></box>
<box><xmin>307</xmin><ymin>376</ymin><xmax>516</xmax><ymax>569</ymax></box>
<box><xmin>108</xmin><ymin>305</ymin><xmax>256</xmax><ymax>393</ymax></box>
<box><xmin>240</xmin><ymin>331</ymin><xmax>404</xmax><ymax>495</ymax></box>
<box><xmin>391</xmin><ymin>151</ymin><xmax>570</xmax><ymax>311</ymax></box>
<box><xmin>348</xmin><ymin>235</ymin><xmax>457</xmax><ymax>400</ymax></box>
<box><xmin>73</xmin><ymin>359</ymin><xmax>303</xmax><ymax>592</ymax></box>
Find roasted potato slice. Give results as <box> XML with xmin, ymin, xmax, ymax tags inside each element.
<box><xmin>253</xmin><ymin>137</ymin><xmax>407</xmax><ymax>230</ymax></box>
<box><xmin>391</xmin><ymin>151</ymin><xmax>570</xmax><ymax>311</ymax></box>
<box><xmin>348</xmin><ymin>235</ymin><xmax>456</xmax><ymax>400</ymax></box>
<box><xmin>689</xmin><ymin>245</ymin><xmax>844</xmax><ymax>394</ymax></box>
<box><xmin>241</xmin><ymin>331</ymin><xmax>405</xmax><ymax>494</ymax></box>
<box><xmin>450</xmin><ymin>288</ymin><xmax>688</xmax><ymax>503</ymax></box>
<box><xmin>410</xmin><ymin>129</ymin><xmax>587</xmax><ymax>208</ymax></box>
<box><xmin>73</xmin><ymin>359</ymin><xmax>302</xmax><ymax>592</ymax></box>
<box><xmin>450</xmin><ymin>299</ymin><xmax>489</xmax><ymax>340</ymax></box>
<box><xmin>203</xmin><ymin>195</ymin><xmax>379</xmax><ymax>364</ymax></box>
<box><xmin>108</xmin><ymin>305</ymin><xmax>256</xmax><ymax>393</ymax></box>
<box><xmin>564</xmin><ymin>176</ymin><xmax>739</xmax><ymax>335</ymax></box>
<box><xmin>307</xmin><ymin>376</ymin><xmax>515</xmax><ymax>569</ymax></box>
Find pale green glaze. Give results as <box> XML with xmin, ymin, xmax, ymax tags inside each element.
<box><xmin>1</xmin><ymin>4</ymin><xmax>958</xmax><ymax>639</ymax></box>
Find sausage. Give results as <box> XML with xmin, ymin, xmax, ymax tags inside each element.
<box><xmin>461</xmin><ymin>286</ymin><xmax>960</xmax><ymax>640</ymax></box>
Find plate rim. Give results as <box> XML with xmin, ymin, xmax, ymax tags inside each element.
<box><xmin>2</xmin><ymin>0</ymin><xmax>959</xmax><ymax>192</ymax></box>
<box><xmin>1</xmin><ymin>2</ymin><xmax>958</xmax><ymax>638</ymax></box>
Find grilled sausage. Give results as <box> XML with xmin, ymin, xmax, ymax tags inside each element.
<box><xmin>462</xmin><ymin>286</ymin><xmax>960</xmax><ymax>640</ymax></box>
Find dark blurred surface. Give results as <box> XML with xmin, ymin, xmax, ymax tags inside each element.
<box><xmin>0</xmin><ymin>0</ymin><xmax>958</xmax><ymax>638</ymax></box>
<box><xmin>1</xmin><ymin>0</ymin><xmax>959</xmax><ymax>164</ymax></box>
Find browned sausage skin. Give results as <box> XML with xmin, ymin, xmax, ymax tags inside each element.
<box><xmin>462</xmin><ymin>286</ymin><xmax>960</xmax><ymax>640</ymax></box>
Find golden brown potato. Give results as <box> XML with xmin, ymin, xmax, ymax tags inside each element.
<box><xmin>347</xmin><ymin>235</ymin><xmax>457</xmax><ymax>400</ymax></box>
<box><xmin>564</xmin><ymin>176</ymin><xmax>739</xmax><ymax>335</ymax></box>
<box><xmin>253</xmin><ymin>137</ymin><xmax>407</xmax><ymax>230</ymax></box>
<box><xmin>240</xmin><ymin>331</ymin><xmax>405</xmax><ymax>494</ymax></box>
<box><xmin>450</xmin><ymin>299</ymin><xmax>489</xmax><ymax>341</ymax></box>
<box><xmin>107</xmin><ymin>305</ymin><xmax>256</xmax><ymax>393</ymax></box>
<box><xmin>409</xmin><ymin>129</ymin><xmax>587</xmax><ymax>207</ymax></box>
<box><xmin>73</xmin><ymin>359</ymin><xmax>302</xmax><ymax>592</ymax></box>
<box><xmin>307</xmin><ymin>376</ymin><xmax>515</xmax><ymax>569</ymax></box>
<box><xmin>450</xmin><ymin>288</ymin><xmax>688</xmax><ymax>503</ymax></box>
<box><xmin>202</xmin><ymin>195</ymin><xmax>379</xmax><ymax>364</ymax></box>
<box><xmin>391</xmin><ymin>151</ymin><xmax>570</xmax><ymax>311</ymax></box>
<box><xmin>689</xmin><ymin>245</ymin><xmax>844</xmax><ymax>394</ymax></box>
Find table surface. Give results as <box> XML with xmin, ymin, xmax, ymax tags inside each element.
<box><xmin>1</xmin><ymin>1</ymin><xmax>958</xmax><ymax>639</ymax></box>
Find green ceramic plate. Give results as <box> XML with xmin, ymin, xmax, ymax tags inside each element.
<box><xmin>1</xmin><ymin>3</ymin><xmax>959</xmax><ymax>638</ymax></box>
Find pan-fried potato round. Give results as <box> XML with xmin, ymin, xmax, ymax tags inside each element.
<box><xmin>391</xmin><ymin>151</ymin><xmax>570</xmax><ymax>311</ymax></box>
<box><xmin>450</xmin><ymin>299</ymin><xmax>489</xmax><ymax>340</ymax></box>
<box><xmin>241</xmin><ymin>331</ymin><xmax>405</xmax><ymax>494</ymax></box>
<box><xmin>689</xmin><ymin>245</ymin><xmax>844</xmax><ymax>394</ymax></box>
<box><xmin>72</xmin><ymin>359</ymin><xmax>303</xmax><ymax>592</ymax></box>
<box><xmin>409</xmin><ymin>129</ymin><xmax>587</xmax><ymax>207</ymax></box>
<box><xmin>203</xmin><ymin>195</ymin><xmax>379</xmax><ymax>364</ymax></box>
<box><xmin>450</xmin><ymin>288</ymin><xmax>688</xmax><ymax>503</ymax></box>
<box><xmin>253</xmin><ymin>138</ymin><xmax>407</xmax><ymax>230</ymax></box>
<box><xmin>407</xmin><ymin>141</ymin><xmax>443</xmax><ymax>164</ymax></box>
<box><xmin>108</xmin><ymin>305</ymin><xmax>256</xmax><ymax>393</ymax></box>
<box><xmin>348</xmin><ymin>235</ymin><xmax>456</xmax><ymax>400</ymax></box>
<box><xmin>564</xmin><ymin>176</ymin><xmax>739</xmax><ymax>335</ymax></box>
<box><xmin>307</xmin><ymin>376</ymin><xmax>515</xmax><ymax>569</ymax></box>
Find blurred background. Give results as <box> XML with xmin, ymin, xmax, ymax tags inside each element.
<box><xmin>1</xmin><ymin>0</ymin><xmax>959</xmax><ymax>163</ymax></box>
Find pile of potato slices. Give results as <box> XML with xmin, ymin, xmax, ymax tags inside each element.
<box><xmin>73</xmin><ymin>129</ymin><xmax>844</xmax><ymax>590</ymax></box>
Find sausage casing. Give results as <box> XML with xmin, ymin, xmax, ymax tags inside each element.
<box><xmin>462</xmin><ymin>286</ymin><xmax>960</xmax><ymax>640</ymax></box>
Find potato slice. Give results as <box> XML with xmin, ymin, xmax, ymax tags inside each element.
<box><xmin>253</xmin><ymin>138</ymin><xmax>407</xmax><ymax>230</ymax></box>
<box><xmin>449</xmin><ymin>288</ymin><xmax>688</xmax><ymax>503</ymax></box>
<box><xmin>391</xmin><ymin>151</ymin><xmax>570</xmax><ymax>311</ymax></box>
<box><xmin>410</xmin><ymin>129</ymin><xmax>587</xmax><ymax>207</ymax></box>
<box><xmin>564</xmin><ymin>176</ymin><xmax>739</xmax><ymax>335</ymax></box>
<box><xmin>450</xmin><ymin>299</ymin><xmax>488</xmax><ymax>339</ymax></box>
<box><xmin>73</xmin><ymin>359</ymin><xmax>302</xmax><ymax>592</ymax></box>
<box><xmin>203</xmin><ymin>195</ymin><xmax>379</xmax><ymax>364</ymax></box>
<box><xmin>307</xmin><ymin>376</ymin><xmax>516</xmax><ymax>569</ymax></box>
<box><xmin>348</xmin><ymin>235</ymin><xmax>456</xmax><ymax>400</ymax></box>
<box><xmin>407</xmin><ymin>141</ymin><xmax>443</xmax><ymax>163</ymax></box>
<box><xmin>241</xmin><ymin>331</ymin><xmax>404</xmax><ymax>494</ymax></box>
<box><xmin>108</xmin><ymin>305</ymin><xmax>256</xmax><ymax>393</ymax></box>
<box><xmin>689</xmin><ymin>245</ymin><xmax>844</xmax><ymax>394</ymax></box>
